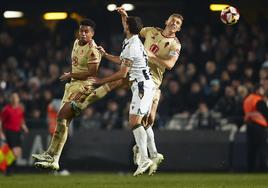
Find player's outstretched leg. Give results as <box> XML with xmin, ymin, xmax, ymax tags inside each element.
<box><xmin>32</xmin><ymin>105</ymin><xmax>71</xmax><ymax>171</ymax></box>
<box><xmin>71</xmin><ymin>79</ymin><xmax>127</xmax><ymax>115</ymax></box>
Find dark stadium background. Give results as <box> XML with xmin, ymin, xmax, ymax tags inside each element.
<box><xmin>1</xmin><ymin>0</ymin><xmax>268</xmax><ymax>173</ymax></box>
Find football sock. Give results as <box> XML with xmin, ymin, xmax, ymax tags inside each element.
<box><xmin>146</xmin><ymin>126</ymin><xmax>158</xmax><ymax>158</ymax></box>
<box><xmin>47</xmin><ymin>118</ymin><xmax>69</xmax><ymax>163</ymax></box>
<box><xmin>132</xmin><ymin>124</ymin><xmax>148</xmax><ymax>161</ymax></box>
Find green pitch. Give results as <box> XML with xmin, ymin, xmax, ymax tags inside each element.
<box><xmin>1</xmin><ymin>173</ymin><xmax>268</xmax><ymax>188</ymax></box>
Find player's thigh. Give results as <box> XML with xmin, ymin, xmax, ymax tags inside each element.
<box><xmin>58</xmin><ymin>102</ymin><xmax>75</xmax><ymax>119</ymax></box>
<box><xmin>147</xmin><ymin>89</ymin><xmax>161</xmax><ymax>126</ymax></box>
<box><xmin>61</xmin><ymin>81</ymin><xmax>94</xmax><ymax>106</ymax></box>
<box><xmin>60</xmin><ymin>83</ymin><xmax>71</xmax><ymax>107</ymax></box>
<box><xmin>129</xmin><ymin>114</ymin><xmax>143</xmax><ymax>127</ymax></box>
<box><xmin>129</xmin><ymin>81</ymin><xmax>154</xmax><ymax>125</ymax></box>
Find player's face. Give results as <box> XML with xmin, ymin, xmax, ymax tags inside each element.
<box><xmin>79</xmin><ymin>25</ymin><xmax>94</xmax><ymax>43</ymax></box>
<box><xmin>165</xmin><ymin>16</ymin><xmax>182</xmax><ymax>33</ymax></box>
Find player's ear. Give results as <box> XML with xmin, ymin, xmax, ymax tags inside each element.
<box><xmin>89</xmin><ymin>27</ymin><xmax>95</xmax><ymax>36</ymax></box>
<box><xmin>91</xmin><ymin>30</ymin><xmax>95</xmax><ymax>37</ymax></box>
<box><xmin>165</xmin><ymin>19</ymin><xmax>168</xmax><ymax>26</ymax></box>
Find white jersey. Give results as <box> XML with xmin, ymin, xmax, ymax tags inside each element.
<box><xmin>120</xmin><ymin>35</ymin><xmax>151</xmax><ymax>82</ymax></box>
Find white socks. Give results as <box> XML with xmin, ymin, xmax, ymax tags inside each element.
<box><xmin>133</xmin><ymin>125</ymin><xmax>148</xmax><ymax>161</ymax></box>
<box><xmin>146</xmin><ymin>126</ymin><xmax>158</xmax><ymax>158</ymax></box>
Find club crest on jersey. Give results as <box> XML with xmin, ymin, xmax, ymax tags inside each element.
<box><xmin>72</xmin><ymin>56</ymin><xmax>78</xmax><ymax>66</ymax></box>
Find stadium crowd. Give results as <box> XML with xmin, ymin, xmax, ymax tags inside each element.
<box><xmin>0</xmin><ymin>17</ymin><xmax>268</xmax><ymax>131</ymax></box>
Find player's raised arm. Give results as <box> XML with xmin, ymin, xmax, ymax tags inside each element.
<box><xmin>91</xmin><ymin>59</ymin><xmax>131</xmax><ymax>85</ymax></box>
<box><xmin>116</xmin><ymin>7</ymin><xmax>128</xmax><ymax>27</ymax></box>
<box><xmin>116</xmin><ymin>7</ymin><xmax>129</xmax><ymax>33</ymax></box>
<box><xmin>97</xmin><ymin>46</ymin><xmax>121</xmax><ymax>65</ymax></box>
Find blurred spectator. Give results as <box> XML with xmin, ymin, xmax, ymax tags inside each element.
<box><xmin>205</xmin><ymin>79</ymin><xmax>222</xmax><ymax>108</ymax></box>
<box><xmin>186</xmin><ymin>82</ymin><xmax>203</xmax><ymax>113</ymax></box>
<box><xmin>102</xmin><ymin>101</ymin><xmax>120</xmax><ymax>130</ymax></box>
<box><xmin>204</xmin><ymin>60</ymin><xmax>218</xmax><ymax>83</ymax></box>
<box><xmin>213</xmin><ymin>85</ymin><xmax>238</xmax><ymax>125</ymax></box>
<box><xmin>80</xmin><ymin>107</ymin><xmax>101</xmax><ymax>130</ymax></box>
<box><xmin>161</xmin><ymin>80</ymin><xmax>185</xmax><ymax>116</ymax></box>
<box><xmin>186</xmin><ymin>102</ymin><xmax>216</xmax><ymax>130</ymax></box>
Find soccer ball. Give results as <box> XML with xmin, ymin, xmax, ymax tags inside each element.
<box><xmin>220</xmin><ymin>6</ymin><xmax>240</xmax><ymax>25</ymax></box>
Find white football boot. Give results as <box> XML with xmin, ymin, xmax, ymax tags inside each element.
<box><xmin>148</xmin><ymin>153</ymin><xmax>164</xmax><ymax>176</ymax></box>
<box><xmin>133</xmin><ymin>158</ymin><xmax>153</xmax><ymax>176</ymax></box>
<box><xmin>34</xmin><ymin>161</ymin><xmax>59</xmax><ymax>171</ymax></box>
<box><xmin>32</xmin><ymin>152</ymin><xmax>54</xmax><ymax>162</ymax></box>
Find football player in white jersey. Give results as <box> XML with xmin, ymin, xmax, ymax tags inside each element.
<box><xmin>90</xmin><ymin>15</ymin><xmax>155</xmax><ymax>176</ymax></box>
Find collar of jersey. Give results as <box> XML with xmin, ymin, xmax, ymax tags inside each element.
<box><xmin>125</xmin><ymin>34</ymin><xmax>139</xmax><ymax>43</ymax></box>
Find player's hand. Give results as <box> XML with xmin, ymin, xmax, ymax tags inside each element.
<box><xmin>60</xmin><ymin>72</ymin><xmax>71</xmax><ymax>81</ymax></box>
<box><xmin>88</xmin><ymin>77</ymin><xmax>103</xmax><ymax>86</ymax></box>
<box><xmin>96</xmin><ymin>46</ymin><xmax>107</xmax><ymax>57</ymax></box>
<box><xmin>116</xmin><ymin>7</ymin><xmax>128</xmax><ymax>17</ymax></box>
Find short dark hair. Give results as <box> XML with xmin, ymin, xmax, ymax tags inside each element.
<box><xmin>80</xmin><ymin>19</ymin><xmax>96</xmax><ymax>31</ymax></box>
<box><xmin>126</xmin><ymin>16</ymin><xmax>143</xmax><ymax>35</ymax></box>
<box><xmin>169</xmin><ymin>14</ymin><xmax>184</xmax><ymax>21</ymax></box>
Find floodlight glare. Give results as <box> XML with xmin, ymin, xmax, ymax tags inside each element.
<box><xmin>122</xmin><ymin>3</ymin><xmax>135</xmax><ymax>11</ymax></box>
<box><xmin>209</xmin><ymin>4</ymin><xmax>230</xmax><ymax>11</ymax></box>
<box><xmin>43</xmin><ymin>12</ymin><xmax>68</xmax><ymax>20</ymax></box>
<box><xmin>3</xmin><ymin>11</ymin><xmax>24</xmax><ymax>18</ymax></box>
<box><xmin>107</xmin><ymin>4</ymin><xmax>117</xmax><ymax>12</ymax></box>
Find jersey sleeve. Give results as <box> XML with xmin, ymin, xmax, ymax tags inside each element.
<box><xmin>88</xmin><ymin>47</ymin><xmax>102</xmax><ymax>64</ymax></box>
<box><xmin>120</xmin><ymin>45</ymin><xmax>136</xmax><ymax>62</ymax></box>
<box><xmin>140</xmin><ymin>27</ymin><xmax>154</xmax><ymax>38</ymax></box>
<box><xmin>169</xmin><ymin>40</ymin><xmax>181</xmax><ymax>57</ymax></box>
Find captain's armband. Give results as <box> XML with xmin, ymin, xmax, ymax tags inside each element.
<box><xmin>121</xmin><ymin>58</ymin><xmax>133</xmax><ymax>67</ymax></box>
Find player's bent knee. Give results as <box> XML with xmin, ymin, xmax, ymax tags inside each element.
<box><xmin>129</xmin><ymin>114</ymin><xmax>143</xmax><ymax>128</ymax></box>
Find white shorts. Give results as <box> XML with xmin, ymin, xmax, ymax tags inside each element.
<box><xmin>129</xmin><ymin>80</ymin><xmax>155</xmax><ymax>116</ymax></box>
